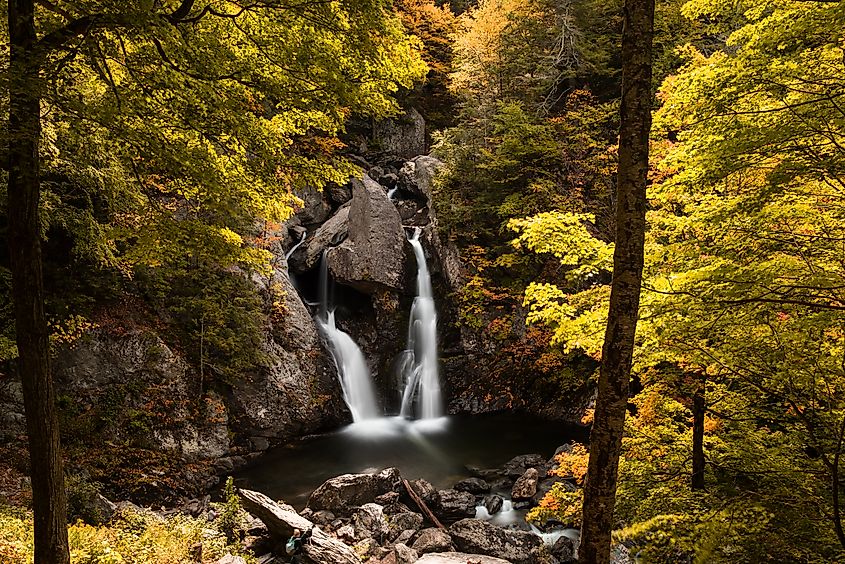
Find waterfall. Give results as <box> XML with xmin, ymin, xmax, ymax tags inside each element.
<box><xmin>284</xmin><ymin>231</ymin><xmax>307</xmax><ymax>261</ymax></box>
<box><xmin>315</xmin><ymin>251</ymin><xmax>380</xmax><ymax>422</ymax></box>
<box><xmin>399</xmin><ymin>228</ymin><xmax>442</xmax><ymax>419</ymax></box>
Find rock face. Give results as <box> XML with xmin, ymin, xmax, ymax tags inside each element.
<box><xmin>327</xmin><ymin>174</ymin><xmax>408</xmax><ymax>293</ymax></box>
<box><xmin>373</xmin><ymin>107</ymin><xmax>426</xmax><ymax>159</ymax></box>
<box><xmin>48</xmin><ymin>327</ymin><xmax>229</xmax><ymax>461</ymax></box>
<box><xmin>307</xmin><ymin>468</ymin><xmax>401</xmax><ymax>514</ymax></box>
<box><xmin>449</xmin><ymin>518</ymin><xmax>543</xmax><ymax>564</ymax></box>
<box><xmin>227</xmin><ymin>267</ymin><xmax>344</xmax><ymax>444</ymax></box>
<box><xmin>398</xmin><ymin>156</ymin><xmax>444</xmax><ymax>202</ymax></box>
<box><xmin>294</xmin><ymin>184</ymin><xmax>333</xmax><ymax>225</ymax></box>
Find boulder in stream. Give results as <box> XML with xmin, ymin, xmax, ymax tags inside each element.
<box><xmin>435</xmin><ymin>489</ymin><xmax>477</xmax><ymax>523</ymax></box>
<box><xmin>511</xmin><ymin>467</ymin><xmax>540</xmax><ymax>501</ymax></box>
<box><xmin>307</xmin><ymin>467</ymin><xmax>401</xmax><ymax>514</ymax></box>
<box><xmin>449</xmin><ymin>518</ymin><xmax>544</xmax><ymax>564</ymax></box>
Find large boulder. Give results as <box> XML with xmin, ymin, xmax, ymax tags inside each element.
<box><xmin>307</xmin><ymin>468</ymin><xmax>401</xmax><ymax>514</ymax></box>
<box><xmin>288</xmin><ymin>204</ymin><xmax>350</xmax><ymax>272</ymax></box>
<box><xmin>449</xmin><ymin>519</ymin><xmax>543</xmax><ymax>564</ymax></box>
<box><xmin>511</xmin><ymin>468</ymin><xmax>540</xmax><ymax>501</ymax></box>
<box><xmin>397</xmin><ymin>156</ymin><xmax>444</xmax><ymax>202</ymax></box>
<box><xmin>228</xmin><ymin>267</ymin><xmax>343</xmax><ymax>443</ymax></box>
<box><xmin>373</xmin><ymin>107</ymin><xmax>426</xmax><ymax>159</ymax></box>
<box><xmin>327</xmin><ymin>174</ymin><xmax>408</xmax><ymax>293</ymax></box>
<box><xmin>411</xmin><ymin>528</ymin><xmax>454</xmax><ymax>554</ymax></box>
<box><xmin>435</xmin><ymin>490</ymin><xmax>477</xmax><ymax>524</ymax></box>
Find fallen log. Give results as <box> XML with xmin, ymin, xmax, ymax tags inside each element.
<box><xmin>238</xmin><ymin>488</ymin><xmax>360</xmax><ymax>563</ymax></box>
<box><xmin>402</xmin><ymin>479</ymin><xmax>446</xmax><ymax>530</ymax></box>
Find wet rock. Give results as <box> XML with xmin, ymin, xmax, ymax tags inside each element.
<box><xmin>454</xmin><ymin>477</ymin><xmax>490</xmax><ymax>495</ymax></box>
<box><xmin>228</xmin><ymin>266</ymin><xmax>344</xmax><ymax>446</ymax></box>
<box><xmin>483</xmin><ymin>495</ymin><xmax>504</xmax><ymax>515</ymax></box>
<box><xmin>435</xmin><ymin>490</ymin><xmax>476</xmax><ymax>524</ymax></box>
<box><xmin>395</xmin><ymin>199</ymin><xmax>422</xmax><ymax>222</ymax></box>
<box><xmin>368</xmin><ymin>166</ymin><xmax>386</xmax><ymax>181</ymax></box>
<box><xmin>412</xmin><ymin>528</ymin><xmax>454</xmax><ymax>554</ymax></box>
<box><xmin>327</xmin><ymin>174</ymin><xmax>408</xmax><ymax>293</ymax></box>
<box><xmin>307</xmin><ymin>468</ymin><xmax>401</xmax><ymax>514</ymax></box>
<box><xmin>512</xmin><ymin>468</ymin><xmax>540</xmax><ymax>501</ymax></box>
<box><xmin>449</xmin><ymin>518</ymin><xmax>543</xmax><ymax>564</ymax></box>
<box><xmin>552</xmin><ymin>536</ymin><xmax>577</xmax><ymax>563</ymax></box>
<box><xmin>353</xmin><ymin>503</ymin><xmax>389</xmax><ymax>541</ymax></box>
<box><xmin>502</xmin><ymin>454</ymin><xmax>546</xmax><ymax>479</ymax></box>
<box><xmin>288</xmin><ymin>203</ymin><xmax>350</xmax><ymax>272</ymax></box>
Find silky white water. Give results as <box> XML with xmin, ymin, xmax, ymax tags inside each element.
<box><xmin>316</xmin><ymin>252</ymin><xmax>380</xmax><ymax>422</ymax></box>
<box><xmin>285</xmin><ymin>231</ymin><xmax>307</xmax><ymax>261</ymax></box>
<box><xmin>400</xmin><ymin>228</ymin><xmax>443</xmax><ymax>419</ymax></box>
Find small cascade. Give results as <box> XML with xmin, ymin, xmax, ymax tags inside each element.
<box><xmin>285</xmin><ymin>231</ymin><xmax>307</xmax><ymax>261</ymax></box>
<box><xmin>399</xmin><ymin>228</ymin><xmax>443</xmax><ymax>419</ymax></box>
<box><xmin>315</xmin><ymin>252</ymin><xmax>381</xmax><ymax>422</ymax></box>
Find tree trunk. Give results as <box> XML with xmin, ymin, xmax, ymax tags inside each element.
<box><xmin>691</xmin><ymin>372</ymin><xmax>706</xmax><ymax>490</ymax></box>
<box><xmin>578</xmin><ymin>0</ymin><xmax>654</xmax><ymax>562</ymax></box>
<box><xmin>8</xmin><ymin>1</ymin><xmax>71</xmax><ymax>562</ymax></box>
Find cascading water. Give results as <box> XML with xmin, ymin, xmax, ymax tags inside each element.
<box><xmin>285</xmin><ymin>231</ymin><xmax>307</xmax><ymax>261</ymax></box>
<box><xmin>315</xmin><ymin>251</ymin><xmax>381</xmax><ymax>422</ymax></box>
<box><xmin>399</xmin><ymin>228</ymin><xmax>443</xmax><ymax>420</ymax></box>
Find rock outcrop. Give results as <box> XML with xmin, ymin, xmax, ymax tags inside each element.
<box><xmin>226</xmin><ymin>266</ymin><xmax>344</xmax><ymax>445</ymax></box>
<box><xmin>327</xmin><ymin>175</ymin><xmax>408</xmax><ymax>293</ymax></box>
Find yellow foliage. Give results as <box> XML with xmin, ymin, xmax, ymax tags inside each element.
<box><xmin>0</xmin><ymin>505</ymin><xmax>251</xmax><ymax>564</ymax></box>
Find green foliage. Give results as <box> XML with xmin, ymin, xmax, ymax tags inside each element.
<box><xmin>138</xmin><ymin>265</ymin><xmax>266</xmax><ymax>384</ymax></box>
<box><xmin>217</xmin><ymin>477</ymin><xmax>243</xmax><ymax>543</ymax></box>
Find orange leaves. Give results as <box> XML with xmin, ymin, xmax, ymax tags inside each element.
<box><xmin>551</xmin><ymin>443</ymin><xmax>589</xmax><ymax>485</ymax></box>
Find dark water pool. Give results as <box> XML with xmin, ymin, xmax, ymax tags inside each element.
<box><xmin>235</xmin><ymin>413</ymin><xmax>585</xmax><ymax>508</ymax></box>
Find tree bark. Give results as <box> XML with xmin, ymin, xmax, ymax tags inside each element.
<box><xmin>8</xmin><ymin>1</ymin><xmax>70</xmax><ymax>563</ymax></box>
<box><xmin>578</xmin><ymin>0</ymin><xmax>654</xmax><ymax>562</ymax></box>
<box><xmin>691</xmin><ymin>372</ymin><xmax>706</xmax><ymax>491</ymax></box>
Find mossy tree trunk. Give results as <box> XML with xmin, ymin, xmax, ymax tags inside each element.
<box><xmin>578</xmin><ymin>0</ymin><xmax>655</xmax><ymax>561</ymax></box>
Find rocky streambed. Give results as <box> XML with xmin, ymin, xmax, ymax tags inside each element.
<box><xmin>233</xmin><ymin>444</ymin><xmax>582</xmax><ymax>564</ymax></box>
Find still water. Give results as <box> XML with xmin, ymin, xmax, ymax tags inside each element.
<box><xmin>236</xmin><ymin>413</ymin><xmax>584</xmax><ymax>509</ymax></box>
